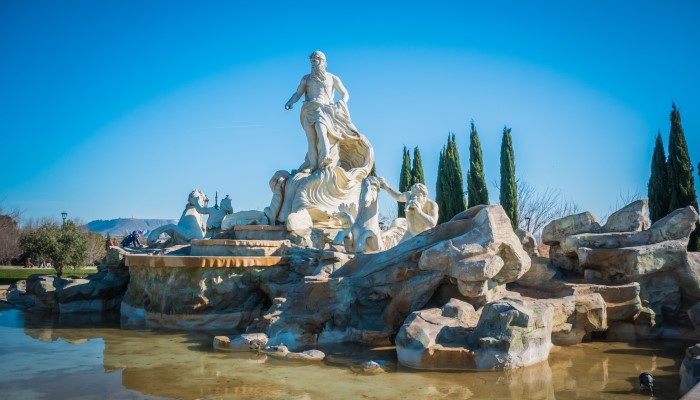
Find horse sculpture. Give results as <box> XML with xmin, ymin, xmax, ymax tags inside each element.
<box><xmin>334</xmin><ymin>176</ymin><xmax>382</xmax><ymax>253</ymax></box>
<box><xmin>147</xmin><ymin>189</ymin><xmax>207</xmax><ymax>245</ymax></box>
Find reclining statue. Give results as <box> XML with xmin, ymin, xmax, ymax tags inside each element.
<box><xmin>147</xmin><ymin>189</ymin><xmax>207</xmax><ymax>245</ymax></box>
<box><xmin>193</xmin><ymin>194</ymin><xmax>233</xmax><ymax>238</ymax></box>
<box><xmin>379</xmin><ymin>179</ymin><xmax>439</xmax><ymax>243</ymax></box>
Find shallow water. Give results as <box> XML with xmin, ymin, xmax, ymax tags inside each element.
<box><xmin>0</xmin><ymin>308</ymin><xmax>689</xmax><ymax>399</ymax></box>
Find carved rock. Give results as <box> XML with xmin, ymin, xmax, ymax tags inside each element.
<box><xmin>680</xmin><ymin>344</ymin><xmax>700</xmax><ymax>396</ymax></box>
<box><xmin>396</xmin><ymin>297</ymin><xmax>553</xmax><ymax>370</ymax></box>
<box><xmin>263</xmin><ymin>205</ymin><xmax>530</xmax><ymax>349</ymax></box>
<box><xmin>602</xmin><ymin>199</ymin><xmax>650</xmax><ymax>233</ymax></box>
<box><xmin>542</xmin><ymin>212</ymin><xmax>601</xmax><ymax>245</ymax></box>
<box><xmin>515</xmin><ymin>229</ymin><xmax>540</xmax><ymax>257</ymax></box>
<box><xmin>561</xmin><ymin>206</ymin><xmax>698</xmax><ymax>254</ymax></box>
<box><xmin>577</xmin><ymin>240</ymin><xmax>688</xmax><ymax>279</ymax></box>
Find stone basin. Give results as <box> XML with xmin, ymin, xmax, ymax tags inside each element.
<box><xmin>125</xmin><ymin>254</ymin><xmax>289</xmax><ymax>268</ymax></box>
<box><xmin>190</xmin><ymin>239</ymin><xmax>290</xmax><ymax>257</ymax></box>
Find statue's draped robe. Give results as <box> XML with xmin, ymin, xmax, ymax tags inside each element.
<box><xmin>285</xmin><ymin>100</ymin><xmax>373</xmax><ymax>234</ymax></box>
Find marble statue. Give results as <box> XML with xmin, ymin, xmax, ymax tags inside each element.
<box><xmin>272</xmin><ymin>51</ymin><xmax>373</xmax><ymax>236</ymax></box>
<box><xmin>285</xmin><ymin>50</ymin><xmax>360</xmax><ymax>172</ymax></box>
<box><xmin>379</xmin><ymin>180</ymin><xmax>439</xmax><ymax>242</ymax></box>
<box><xmin>193</xmin><ymin>194</ymin><xmax>233</xmax><ymax>238</ymax></box>
<box><xmin>147</xmin><ymin>189</ymin><xmax>207</xmax><ymax>245</ymax></box>
<box><xmin>334</xmin><ymin>176</ymin><xmax>383</xmax><ymax>253</ymax></box>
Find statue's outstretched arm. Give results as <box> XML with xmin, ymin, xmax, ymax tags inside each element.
<box><xmin>192</xmin><ymin>198</ymin><xmax>210</xmax><ymax>214</ymax></box>
<box><xmin>285</xmin><ymin>76</ymin><xmax>307</xmax><ymax>109</ymax></box>
<box><xmin>379</xmin><ymin>178</ymin><xmax>408</xmax><ymax>202</ymax></box>
<box><xmin>333</xmin><ymin>75</ymin><xmax>349</xmax><ymax>104</ymax></box>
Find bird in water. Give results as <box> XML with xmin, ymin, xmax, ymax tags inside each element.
<box><xmin>639</xmin><ymin>372</ymin><xmax>654</xmax><ymax>394</ymax></box>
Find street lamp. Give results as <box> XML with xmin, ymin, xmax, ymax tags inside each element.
<box><xmin>61</xmin><ymin>212</ymin><xmax>68</xmax><ymax>227</ymax></box>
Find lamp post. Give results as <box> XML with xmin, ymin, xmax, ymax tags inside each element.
<box><xmin>61</xmin><ymin>212</ymin><xmax>68</xmax><ymax>227</ymax></box>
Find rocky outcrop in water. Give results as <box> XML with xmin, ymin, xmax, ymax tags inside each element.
<box><xmin>6</xmin><ymin>247</ymin><xmax>130</xmax><ymax>313</ymax></box>
<box><xmin>255</xmin><ymin>205</ymin><xmax>531</xmax><ymax>350</ymax></box>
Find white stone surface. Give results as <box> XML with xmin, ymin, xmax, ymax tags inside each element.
<box><xmin>147</xmin><ymin>189</ymin><xmax>207</xmax><ymax>245</ymax></box>
<box><xmin>380</xmin><ymin>179</ymin><xmax>439</xmax><ymax>242</ymax></box>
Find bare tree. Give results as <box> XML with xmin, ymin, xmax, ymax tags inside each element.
<box><xmin>517</xmin><ymin>182</ymin><xmax>579</xmax><ymax>236</ymax></box>
<box><xmin>84</xmin><ymin>231</ymin><xmax>106</xmax><ymax>266</ymax></box>
<box><xmin>493</xmin><ymin>179</ymin><xmax>580</xmax><ymax>237</ymax></box>
<box><xmin>0</xmin><ymin>203</ymin><xmax>22</xmax><ymax>265</ymax></box>
<box><xmin>599</xmin><ymin>190</ymin><xmax>642</xmax><ymax>224</ymax></box>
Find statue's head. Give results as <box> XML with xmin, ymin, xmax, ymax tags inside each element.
<box><xmin>309</xmin><ymin>50</ymin><xmax>326</xmax><ymax>63</ymax></box>
<box><xmin>410</xmin><ymin>183</ymin><xmax>428</xmax><ymax>197</ymax></box>
<box><xmin>220</xmin><ymin>195</ymin><xmax>233</xmax><ymax>213</ymax></box>
<box><xmin>189</xmin><ymin>189</ymin><xmax>207</xmax><ymax>208</ymax></box>
<box><xmin>361</xmin><ymin>176</ymin><xmax>381</xmax><ymax>207</ymax></box>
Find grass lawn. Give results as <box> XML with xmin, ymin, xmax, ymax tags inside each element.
<box><xmin>0</xmin><ymin>268</ymin><xmax>98</xmax><ymax>285</ymax></box>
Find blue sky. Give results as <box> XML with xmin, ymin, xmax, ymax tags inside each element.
<box><xmin>1</xmin><ymin>1</ymin><xmax>698</xmax><ymax>223</ymax></box>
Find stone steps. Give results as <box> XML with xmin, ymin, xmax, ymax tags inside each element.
<box><xmin>190</xmin><ymin>239</ymin><xmax>290</xmax><ymax>257</ymax></box>
<box><xmin>125</xmin><ymin>254</ymin><xmax>288</xmax><ymax>268</ymax></box>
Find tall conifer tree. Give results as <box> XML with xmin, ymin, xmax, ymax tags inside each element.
<box><xmin>440</xmin><ymin>134</ymin><xmax>466</xmax><ymax>222</ymax></box>
<box><xmin>667</xmin><ymin>104</ymin><xmax>700</xmax><ymax>251</ymax></box>
<box><xmin>398</xmin><ymin>146</ymin><xmax>412</xmax><ymax>218</ymax></box>
<box><xmin>369</xmin><ymin>163</ymin><xmax>377</xmax><ymax>177</ymax></box>
<box><xmin>411</xmin><ymin>147</ymin><xmax>425</xmax><ymax>185</ymax></box>
<box><xmin>648</xmin><ymin>132</ymin><xmax>670</xmax><ymax>223</ymax></box>
<box><xmin>499</xmin><ymin>127</ymin><xmax>518</xmax><ymax>229</ymax></box>
<box><xmin>467</xmin><ymin>121</ymin><xmax>489</xmax><ymax>207</ymax></box>
<box><xmin>436</xmin><ymin>148</ymin><xmax>447</xmax><ymax>223</ymax></box>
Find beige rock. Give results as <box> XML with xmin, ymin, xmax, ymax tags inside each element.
<box><xmin>680</xmin><ymin>344</ymin><xmax>700</xmax><ymax>396</ymax></box>
<box><xmin>396</xmin><ymin>297</ymin><xmax>554</xmax><ymax>370</ymax></box>
<box><xmin>561</xmin><ymin>206</ymin><xmax>698</xmax><ymax>254</ymax></box>
<box><xmin>577</xmin><ymin>240</ymin><xmax>688</xmax><ymax>279</ymax></box>
<box><xmin>542</xmin><ymin>212</ymin><xmax>601</xmax><ymax>245</ymax></box>
<box><xmin>602</xmin><ymin>199</ymin><xmax>650</xmax><ymax>233</ymax></box>
<box><xmin>516</xmin><ymin>229</ymin><xmax>540</xmax><ymax>257</ymax></box>
<box><xmin>418</xmin><ymin>205</ymin><xmax>531</xmax><ymax>301</ymax></box>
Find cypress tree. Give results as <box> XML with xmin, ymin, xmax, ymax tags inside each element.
<box><xmin>648</xmin><ymin>131</ymin><xmax>670</xmax><ymax>223</ymax></box>
<box><xmin>411</xmin><ymin>146</ymin><xmax>425</xmax><ymax>185</ymax></box>
<box><xmin>398</xmin><ymin>146</ymin><xmax>412</xmax><ymax>218</ymax></box>
<box><xmin>667</xmin><ymin>104</ymin><xmax>700</xmax><ymax>251</ymax></box>
<box><xmin>436</xmin><ymin>147</ymin><xmax>448</xmax><ymax>223</ymax></box>
<box><xmin>499</xmin><ymin>126</ymin><xmax>518</xmax><ymax>229</ymax></box>
<box><xmin>369</xmin><ymin>162</ymin><xmax>377</xmax><ymax>177</ymax></box>
<box><xmin>467</xmin><ymin>121</ymin><xmax>489</xmax><ymax>207</ymax></box>
<box><xmin>440</xmin><ymin>134</ymin><xmax>466</xmax><ymax>222</ymax></box>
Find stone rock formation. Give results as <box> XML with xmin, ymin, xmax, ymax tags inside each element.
<box><xmin>680</xmin><ymin>344</ymin><xmax>700</xmax><ymax>396</ymax></box>
<box><xmin>6</xmin><ymin>247</ymin><xmax>130</xmax><ymax>313</ymax></box>
<box><xmin>396</xmin><ymin>297</ymin><xmax>554</xmax><ymax>370</ymax></box>
<box><xmin>257</xmin><ymin>205</ymin><xmax>530</xmax><ymax>349</ymax></box>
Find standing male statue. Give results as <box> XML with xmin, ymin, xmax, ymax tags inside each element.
<box><xmin>284</xmin><ymin>51</ymin><xmax>363</xmax><ymax>173</ymax></box>
<box><xmin>379</xmin><ymin>179</ymin><xmax>439</xmax><ymax>242</ymax></box>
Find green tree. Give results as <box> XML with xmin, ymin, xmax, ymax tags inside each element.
<box><xmin>467</xmin><ymin>121</ymin><xmax>489</xmax><ymax>207</ymax></box>
<box><xmin>369</xmin><ymin>162</ymin><xmax>377</xmax><ymax>177</ymax></box>
<box><xmin>20</xmin><ymin>220</ymin><xmax>87</xmax><ymax>277</ymax></box>
<box><xmin>438</xmin><ymin>134</ymin><xmax>466</xmax><ymax>223</ymax></box>
<box><xmin>666</xmin><ymin>104</ymin><xmax>700</xmax><ymax>251</ymax></box>
<box><xmin>398</xmin><ymin>146</ymin><xmax>412</xmax><ymax>217</ymax></box>
<box><xmin>411</xmin><ymin>146</ymin><xmax>425</xmax><ymax>185</ymax></box>
<box><xmin>500</xmin><ymin>126</ymin><xmax>518</xmax><ymax>229</ymax></box>
<box><xmin>648</xmin><ymin>131</ymin><xmax>670</xmax><ymax>223</ymax></box>
<box><xmin>435</xmin><ymin>147</ymin><xmax>447</xmax><ymax>222</ymax></box>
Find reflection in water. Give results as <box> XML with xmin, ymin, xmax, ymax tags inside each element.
<box><xmin>0</xmin><ymin>309</ymin><xmax>688</xmax><ymax>399</ymax></box>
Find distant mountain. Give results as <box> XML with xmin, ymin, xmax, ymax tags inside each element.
<box><xmin>85</xmin><ymin>218</ymin><xmax>177</xmax><ymax>237</ymax></box>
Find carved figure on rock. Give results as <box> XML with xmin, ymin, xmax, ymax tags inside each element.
<box><xmin>147</xmin><ymin>189</ymin><xmax>207</xmax><ymax>245</ymax></box>
<box><xmin>380</xmin><ymin>179</ymin><xmax>439</xmax><ymax>242</ymax></box>
<box><xmin>194</xmin><ymin>194</ymin><xmax>233</xmax><ymax>238</ymax></box>
<box><xmin>274</xmin><ymin>51</ymin><xmax>373</xmax><ymax>235</ymax></box>
<box><xmin>334</xmin><ymin>176</ymin><xmax>383</xmax><ymax>253</ymax></box>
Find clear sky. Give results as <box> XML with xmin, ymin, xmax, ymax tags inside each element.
<box><xmin>1</xmin><ymin>1</ymin><xmax>699</xmax><ymax>223</ymax></box>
